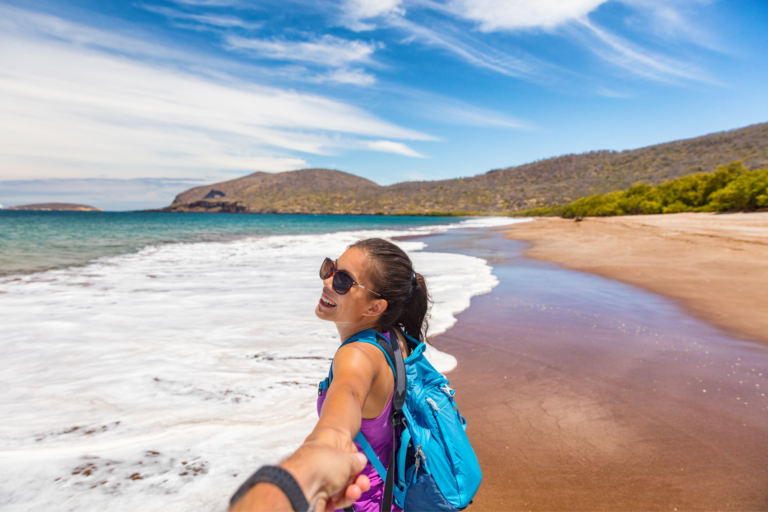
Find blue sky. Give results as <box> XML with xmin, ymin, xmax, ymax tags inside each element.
<box><xmin>0</xmin><ymin>0</ymin><xmax>766</xmax><ymax>210</ymax></box>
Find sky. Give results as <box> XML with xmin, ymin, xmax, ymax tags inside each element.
<box><xmin>0</xmin><ymin>0</ymin><xmax>766</xmax><ymax>210</ymax></box>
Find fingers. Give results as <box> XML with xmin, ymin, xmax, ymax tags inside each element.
<box><xmin>354</xmin><ymin>474</ymin><xmax>371</xmax><ymax>493</ymax></box>
<box><xmin>279</xmin><ymin>440</ymin><xmax>371</xmax><ymax>512</ymax></box>
<box><xmin>350</xmin><ymin>452</ymin><xmax>367</xmax><ymax>474</ymax></box>
<box><xmin>329</xmin><ymin>474</ymin><xmax>370</xmax><ymax>510</ymax></box>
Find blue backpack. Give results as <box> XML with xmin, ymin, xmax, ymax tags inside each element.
<box><xmin>318</xmin><ymin>328</ymin><xmax>482</xmax><ymax>511</ymax></box>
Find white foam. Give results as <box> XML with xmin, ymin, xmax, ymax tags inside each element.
<box><xmin>451</xmin><ymin>216</ymin><xmax>534</xmax><ymax>229</ymax></box>
<box><xmin>0</xmin><ymin>221</ymin><xmax>514</xmax><ymax>511</ymax></box>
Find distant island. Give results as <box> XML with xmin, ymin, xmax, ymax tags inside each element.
<box><xmin>5</xmin><ymin>203</ymin><xmax>103</xmax><ymax>212</ymax></box>
<box><xmin>157</xmin><ymin>122</ymin><xmax>768</xmax><ymax>216</ymax></box>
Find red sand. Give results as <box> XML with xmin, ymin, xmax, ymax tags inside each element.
<box><xmin>426</xmin><ymin>225</ymin><xmax>768</xmax><ymax>511</ymax></box>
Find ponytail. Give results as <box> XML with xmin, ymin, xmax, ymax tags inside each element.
<box><xmin>348</xmin><ymin>238</ymin><xmax>431</xmax><ymax>343</ymax></box>
<box><xmin>397</xmin><ymin>272</ymin><xmax>429</xmax><ymax>343</ymax></box>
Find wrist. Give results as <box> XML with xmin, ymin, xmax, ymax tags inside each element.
<box><xmin>306</xmin><ymin>426</ymin><xmax>355</xmax><ymax>451</ymax></box>
<box><xmin>280</xmin><ymin>443</ymin><xmax>324</xmax><ymax>502</ymax></box>
<box><xmin>236</xmin><ymin>483</ymin><xmax>293</xmax><ymax>512</ymax></box>
<box><xmin>229</xmin><ymin>465</ymin><xmax>311</xmax><ymax>512</ymax></box>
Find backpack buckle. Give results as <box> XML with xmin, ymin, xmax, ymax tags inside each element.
<box><xmin>317</xmin><ymin>378</ymin><xmax>329</xmax><ymax>396</ymax></box>
<box><xmin>390</xmin><ymin>411</ymin><xmax>401</xmax><ymax>427</ymax></box>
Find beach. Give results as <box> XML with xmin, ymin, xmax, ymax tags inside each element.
<box><xmin>504</xmin><ymin>212</ymin><xmax>768</xmax><ymax>346</ymax></box>
<box><xmin>3</xmin><ymin>212</ymin><xmax>767</xmax><ymax>511</ymax></box>
<box><xmin>424</xmin><ymin>218</ymin><xmax>768</xmax><ymax>511</ymax></box>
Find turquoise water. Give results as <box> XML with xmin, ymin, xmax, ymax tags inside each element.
<box><xmin>0</xmin><ymin>211</ymin><xmax>463</xmax><ymax>276</ymax></box>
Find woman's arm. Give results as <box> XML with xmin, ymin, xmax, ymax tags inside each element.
<box><xmin>306</xmin><ymin>342</ymin><xmax>391</xmax><ymax>452</ymax></box>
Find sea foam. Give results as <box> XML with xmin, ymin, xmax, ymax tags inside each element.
<box><xmin>0</xmin><ymin>218</ymin><xmax>528</xmax><ymax>511</ymax></box>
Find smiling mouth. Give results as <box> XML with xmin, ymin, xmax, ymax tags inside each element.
<box><xmin>319</xmin><ymin>294</ymin><xmax>337</xmax><ymax>308</ymax></box>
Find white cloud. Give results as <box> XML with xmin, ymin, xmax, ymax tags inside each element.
<box><xmin>340</xmin><ymin>0</ymin><xmax>404</xmax><ymax>31</ymax></box>
<box><xmin>224</xmin><ymin>34</ymin><xmax>380</xmax><ymax>68</ymax></box>
<box><xmin>312</xmin><ymin>68</ymin><xmax>377</xmax><ymax>86</ymax></box>
<box><xmin>390</xmin><ymin>16</ymin><xmax>544</xmax><ymax>79</ymax></box>
<box><xmin>0</xmin><ymin>7</ymin><xmax>433</xmax><ymax>182</ymax></box>
<box><xmin>401</xmin><ymin>0</ymin><xmax>713</xmax><ymax>84</ymax></box>
<box><xmin>364</xmin><ymin>140</ymin><xmax>425</xmax><ymax>157</ymax></box>
<box><xmin>140</xmin><ymin>4</ymin><xmax>263</xmax><ymax>30</ymax></box>
<box><xmin>445</xmin><ymin>0</ymin><xmax>609</xmax><ymax>31</ymax></box>
<box><xmin>619</xmin><ymin>0</ymin><xmax>723</xmax><ymax>52</ymax></box>
<box><xmin>576</xmin><ymin>18</ymin><xmax>713</xmax><ymax>83</ymax></box>
<box><xmin>410</xmin><ymin>95</ymin><xmax>530</xmax><ymax>128</ymax></box>
<box><xmin>167</xmin><ymin>0</ymin><xmax>239</xmax><ymax>6</ymax></box>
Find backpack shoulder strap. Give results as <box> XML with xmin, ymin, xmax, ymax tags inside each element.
<box><xmin>389</xmin><ymin>328</ymin><xmax>406</xmax><ymax>414</ymax></box>
<box><xmin>319</xmin><ymin>329</ymin><xmax>399</xmax><ymax>392</ymax></box>
<box><xmin>381</xmin><ymin>328</ymin><xmax>406</xmax><ymax>512</ymax></box>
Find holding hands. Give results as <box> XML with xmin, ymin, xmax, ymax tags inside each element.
<box><xmin>229</xmin><ymin>440</ymin><xmax>369</xmax><ymax>512</ymax></box>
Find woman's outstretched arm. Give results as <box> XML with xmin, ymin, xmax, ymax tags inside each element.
<box><xmin>306</xmin><ymin>342</ymin><xmax>389</xmax><ymax>452</ymax></box>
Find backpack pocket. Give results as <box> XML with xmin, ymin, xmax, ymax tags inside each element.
<box><xmin>419</xmin><ymin>388</ymin><xmax>482</xmax><ymax>509</ymax></box>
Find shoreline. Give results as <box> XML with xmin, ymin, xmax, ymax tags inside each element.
<box><xmin>421</xmin><ymin>224</ymin><xmax>768</xmax><ymax>511</ymax></box>
<box><xmin>502</xmin><ymin>212</ymin><xmax>768</xmax><ymax>346</ymax></box>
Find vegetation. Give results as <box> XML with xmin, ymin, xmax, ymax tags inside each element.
<box><xmin>162</xmin><ymin>122</ymin><xmax>768</xmax><ymax>215</ymax></box>
<box><xmin>555</xmin><ymin>162</ymin><xmax>768</xmax><ymax>218</ymax></box>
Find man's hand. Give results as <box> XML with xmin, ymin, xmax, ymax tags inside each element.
<box><xmin>230</xmin><ymin>441</ymin><xmax>370</xmax><ymax>512</ymax></box>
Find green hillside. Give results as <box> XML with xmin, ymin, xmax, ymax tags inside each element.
<box><xmin>518</xmin><ymin>162</ymin><xmax>767</xmax><ymax>218</ymax></box>
<box><xmin>161</xmin><ymin>122</ymin><xmax>768</xmax><ymax>215</ymax></box>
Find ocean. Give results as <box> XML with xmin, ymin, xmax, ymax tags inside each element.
<box><xmin>0</xmin><ymin>211</ymin><xmax>527</xmax><ymax>511</ymax></box>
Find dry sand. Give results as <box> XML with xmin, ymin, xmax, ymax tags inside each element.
<box><xmin>504</xmin><ymin>212</ymin><xmax>768</xmax><ymax>346</ymax></box>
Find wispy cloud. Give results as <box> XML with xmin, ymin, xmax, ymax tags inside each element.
<box><xmin>339</xmin><ymin>0</ymin><xmax>404</xmax><ymax>31</ymax></box>
<box><xmin>440</xmin><ymin>0</ymin><xmax>716</xmax><ymax>84</ymax></box>
<box><xmin>443</xmin><ymin>0</ymin><xmax>609</xmax><ymax>31</ymax></box>
<box><xmin>333</xmin><ymin>0</ymin><xmax>715</xmax><ymax>86</ymax></box>
<box><xmin>223</xmin><ymin>33</ymin><xmax>382</xmax><ymax>85</ymax></box>
<box><xmin>139</xmin><ymin>4</ymin><xmax>263</xmax><ymax>30</ymax></box>
<box><xmin>364</xmin><ymin>140</ymin><xmax>425</xmax><ymax>157</ymax></box>
<box><xmin>167</xmin><ymin>0</ymin><xmax>240</xmax><ymax>6</ymax></box>
<box><xmin>390</xmin><ymin>16</ymin><xmax>545</xmax><ymax>79</ymax></box>
<box><xmin>224</xmin><ymin>34</ymin><xmax>380</xmax><ymax>67</ymax></box>
<box><xmin>0</xmin><ymin>6</ymin><xmax>433</xmax><ymax>182</ymax></box>
<box><xmin>413</xmin><ymin>97</ymin><xmax>530</xmax><ymax>128</ymax></box>
<box><xmin>575</xmin><ymin>18</ymin><xmax>714</xmax><ymax>83</ymax></box>
<box><xmin>311</xmin><ymin>67</ymin><xmax>377</xmax><ymax>86</ymax></box>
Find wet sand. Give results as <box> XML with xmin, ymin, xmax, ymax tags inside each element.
<box><xmin>424</xmin><ymin>227</ymin><xmax>768</xmax><ymax>511</ymax></box>
<box><xmin>503</xmin><ymin>212</ymin><xmax>768</xmax><ymax>346</ymax></box>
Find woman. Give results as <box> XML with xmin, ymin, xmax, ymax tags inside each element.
<box><xmin>309</xmin><ymin>238</ymin><xmax>429</xmax><ymax>512</ymax></box>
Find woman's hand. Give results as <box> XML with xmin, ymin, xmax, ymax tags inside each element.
<box><xmin>306</xmin><ymin>425</ymin><xmax>358</xmax><ymax>454</ymax></box>
<box><xmin>284</xmin><ymin>441</ymin><xmax>370</xmax><ymax>511</ymax></box>
<box><xmin>229</xmin><ymin>441</ymin><xmax>370</xmax><ymax>512</ymax></box>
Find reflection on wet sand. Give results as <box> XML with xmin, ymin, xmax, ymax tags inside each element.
<box><xmin>425</xmin><ymin>228</ymin><xmax>768</xmax><ymax>511</ymax></box>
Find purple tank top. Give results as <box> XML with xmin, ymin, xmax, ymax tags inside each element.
<box><xmin>316</xmin><ymin>332</ymin><xmax>402</xmax><ymax>512</ymax></box>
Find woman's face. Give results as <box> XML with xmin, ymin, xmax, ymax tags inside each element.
<box><xmin>315</xmin><ymin>247</ymin><xmax>385</xmax><ymax>326</ymax></box>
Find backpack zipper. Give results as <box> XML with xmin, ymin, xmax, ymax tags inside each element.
<box><xmin>414</xmin><ymin>444</ymin><xmax>427</xmax><ymax>475</ymax></box>
<box><xmin>427</xmin><ymin>397</ymin><xmax>460</xmax><ymax>479</ymax></box>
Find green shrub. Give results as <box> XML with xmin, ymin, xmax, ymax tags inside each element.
<box><xmin>558</xmin><ymin>161</ymin><xmax>767</xmax><ymax>217</ymax></box>
<box><xmin>708</xmin><ymin>169</ymin><xmax>768</xmax><ymax>210</ymax></box>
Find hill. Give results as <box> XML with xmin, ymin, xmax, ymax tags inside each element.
<box><xmin>168</xmin><ymin>168</ymin><xmax>378</xmax><ymax>213</ymax></box>
<box><xmin>5</xmin><ymin>203</ymin><xmax>103</xmax><ymax>211</ymax></box>
<box><xmin>162</xmin><ymin>122</ymin><xmax>768</xmax><ymax>215</ymax></box>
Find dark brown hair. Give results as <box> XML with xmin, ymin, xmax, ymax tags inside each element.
<box><xmin>350</xmin><ymin>238</ymin><xmax>431</xmax><ymax>343</ymax></box>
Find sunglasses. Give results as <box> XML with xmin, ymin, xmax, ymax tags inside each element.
<box><xmin>320</xmin><ymin>258</ymin><xmax>383</xmax><ymax>298</ymax></box>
